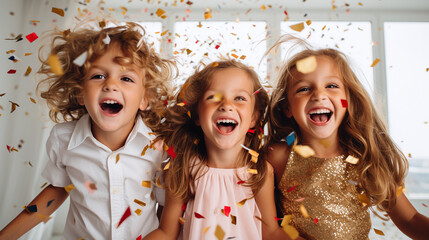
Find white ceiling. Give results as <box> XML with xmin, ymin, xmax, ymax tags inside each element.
<box><xmin>103</xmin><ymin>0</ymin><xmax>429</xmax><ymax>11</ymax></box>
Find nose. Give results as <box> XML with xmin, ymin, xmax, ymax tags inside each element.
<box><xmin>218</xmin><ymin>99</ymin><xmax>233</xmax><ymax>112</ymax></box>
<box><xmin>102</xmin><ymin>77</ymin><xmax>118</xmax><ymax>92</ymax></box>
<box><xmin>311</xmin><ymin>88</ymin><xmax>327</xmax><ymax>101</ymax></box>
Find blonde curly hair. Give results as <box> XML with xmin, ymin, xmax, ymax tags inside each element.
<box><xmin>37</xmin><ymin>22</ymin><xmax>176</xmax><ymax>129</ymax></box>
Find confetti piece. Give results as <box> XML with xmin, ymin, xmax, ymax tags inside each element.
<box><xmin>194</xmin><ymin>212</ymin><xmax>205</xmax><ymax>219</ymax></box>
<box><xmin>237</xmin><ymin>198</ymin><xmax>247</xmax><ymax>207</ymax></box>
<box><xmin>102</xmin><ymin>34</ymin><xmax>111</xmax><ymax>45</ymax></box>
<box><xmin>135</xmin><ymin>209</ymin><xmax>142</xmax><ymax>216</ymax></box>
<box><xmin>48</xmin><ymin>54</ymin><xmax>63</xmax><ymax>75</ymax></box>
<box><xmin>260</xmin><ymin>5</ymin><xmax>266</xmax><ymax>10</ymax></box>
<box><xmin>141</xmin><ymin>145</ymin><xmax>149</xmax><ymax>156</ymax></box>
<box><xmin>25</xmin><ymin>66</ymin><xmax>32</xmax><ymax>76</ymax></box>
<box><xmin>10</xmin><ymin>101</ymin><xmax>20</xmax><ymax>113</ymax></box>
<box><xmin>374</xmin><ymin>228</ymin><xmax>384</xmax><ymax>235</ymax></box>
<box><xmin>203</xmin><ymin>226</ymin><xmax>210</xmax><ymax>234</ymax></box>
<box><xmin>396</xmin><ymin>186</ymin><xmax>406</xmax><ymax>196</ymax></box>
<box><xmin>134</xmin><ymin>199</ymin><xmax>146</xmax><ymax>207</ymax></box>
<box><xmin>341</xmin><ymin>99</ymin><xmax>348</xmax><ymax>108</ymax></box>
<box><xmin>51</xmin><ymin>7</ymin><xmax>64</xmax><ymax>16</ymax></box>
<box><xmin>283</xmin><ymin>224</ymin><xmax>299</xmax><ymax>240</ymax></box>
<box><xmin>224</xmin><ymin>206</ymin><xmax>231</xmax><ymax>217</ymax></box>
<box><xmin>166</xmin><ymin>146</ymin><xmax>177</xmax><ymax>158</ymax></box>
<box><xmin>163</xmin><ymin>162</ymin><xmax>170</xmax><ymax>170</ymax></box>
<box><xmin>286</xmin><ymin>131</ymin><xmax>296</xmax><ymax>146</ymax></box>
<box><xmin>98</xmin><ymin>20</ymin><xmax>106</xmax><ymax>29</ymax></box>
<box><xmin>253</xmin><ymin>87</ymin><xmax>262</xmax><ymax>95</ymax></box>
<box><xmin>357</xmin><ymin>192</ymin><xmax>370</xmax><ymax>206</ymax></box>
<box><xmin>187</xmin><ymin>111</ymin><xmax>191</xmax><ymax>118</ymax></box>
<box><xmin>214</xmin><ymin>225</ymin><xmax>225</xmax><ymax>240</ymax></box>
<box><xmin>179</xmin><ymin>216</ymin><xmax>186</xmax><ymax>224</ymax></box>
<box><xmin>117</xmin><ymin>206</ymin><xmax>131</xmax><ymax>228</ymax></box>
<box><xmin>408</xmin><ymin>153</ymin><xmax>412</xmax><ymax>158</ymax></box>
<box><xmin>300</xmin><ymin>204</ymin><xmax>309</xmax><ymax>218</ymax></box>
<box><xmin>142</xmin><ymin>181</ymin><xmax>151</xmax><ymax>188</ymax></box>
<box><xmin>423</xmin><ymin>203</ymin><xmax>428</xmax><ymax>207</ymax></box>
<box><xmin>155</xmin><ymin>8</ymin><xmax>166</xmax><ymax>17</ymax></box>
<box><xmin>212</xmin><ymin>92</ymin><xmax>223</xmax><ymax>102</ymax></box>
<box><xmin>286</xmin><ymin>186</ymin><xmax>296</xmax><ymax>193</ymax></box>
<box><xmin>293</xmin><ymin>145</ymin><xmax>315</xmax><ymax>158</ymax></box>
<box><xmin>296</xmin><ymin>55</ymin><xmax>317</xmax><ymax>74</ymax></box>
<box><xmin>231</xmin><ymin>214</ymin><xmax>237</xmax><ymax>225</ymax></box>
<box><xmin>64</xmin><ymin>184</ymin><xmax>75</xmax><ymax>193</ymax></box>
<box><xmin>370</xmin><ymin>58</ymin><xmax>380</xmax><ymax>67</ymax></box>
<box><xmin>47</xmin><ymin>199</ymin><xmax>55</xmax><ymax>207</ymax></box>
<box><xmin>215</xmin><ymin>44</ymin><xmax>220</xmax><ymax>49</ymax></box>
<box><xmin>204</xmin><ymin>10</ymin><xmax>212</xmax><ymax>19</ymax></box>
<box><xmin>84</xmin><ymin>181</ymin><xmax>96</xmax><ymax>194</ymax></box>
<box><xmin>6</xmin><ymin>50</ymin><xmax>15</xmax><ymax>54</ymax></box>
<box><xmin>7</xmin><ymin>69</ymin><xmax>16</xmax><ymax>74</ymax></box>
<box><xmin>358</xmin><ymin>2</ymin><xmax>364</xmax><ymax>6</ymax></box>
<box><xmin>306</xmin><ymin>20</ymin><xmax>312</xmax><ymax>26</ymax></box>
<box><xmin>237</xmin><ymin>180</ymin><xmax>245</xmax><ymax>184</ymax></box>
<box><xmin>24</xmin><ymin>204</ymin><xmax>37</xmax><ymax>213</ymax></box>
<box><xmin>26</xmin><ymin>32</ymin><xmax>38</xmax><ymax>43</ymax></box>
<box><xmin>240</xmin><ymin>55</ymin><xmax>246</xmax><ymax>60</ymax></box>
<box><xmin>212</xmin><ymin>62</ymin><xmax>219</xmax><ymax>67</ymax></box>
<box><xmin>73</xmin><ymin>51</ymin><xmax>87</xmax><ymax>67</ymax></box>
<box><xmin>289</xmin><ymin>22</ymin><xmax>305</xmax><ymax>32</ymax></box>
<box><xmin>247</xmin><ymin>169</ymin><xmax>258</xmax><ymax>174</ymax></box>
<box><xmin>314</xmin><ymin>218</ymin><xmax>318</xmax><ymax>224</ymax></box>
<box><xmin>345</xmin><ymin>155</ymin><xmax>359</xmax><ymax>164</ymax></box>
<box><xmin>40</xmin><ymin>182</ymin><xmax>48</xmax><ymax>188</ymax></box>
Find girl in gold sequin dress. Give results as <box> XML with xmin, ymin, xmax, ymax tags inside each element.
<box><xmin>265</xmin><ymin>42</ymin><xmax>429</xmax><ymax>239</ymax></box>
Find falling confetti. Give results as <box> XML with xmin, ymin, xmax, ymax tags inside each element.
<box><xmin>117</xmin><ymin>206</ymin><xmax>131</xmax><ymax>228</ymax></box>
<box><xmin>370</xmin><ymin>58</ymin><xmax>380</xmax><ymax>67</ymax></box>
<box><xmin>194</xmin><ymin>212</ymin><xmax>205</xmax><ymax>219</ymax></box>
<box><xmin>293</xmin><ymin>145</ymin><xmax>315</xmax><ymax>158</ymax></box>
<box><xmin>286</xmin><ymin>131</ymin><xmax>296</xmax><ymax>146</ymax></box>
<box><xmin>357</xmin><ymin>192</ymin><xmax>370</xmax><ymax>206</ymax></box>
<box><xmin>341</xmin><ymin>99</ymin><xmax>348</xmax><ymax>108</ymax></box>
<box><xmin>166</xmin><ymin>146</ymin><xmax>177</xmax><ymax>158</ymax></box>
<box><xmin>247</xmin><ymin>169</ymin><xmax>258</xmax><ymax>174</ymax></box>
<box><xmin>48</xmin><ymin>54</ymin><xmax>63</xmax><ymax>75</ymax></box>
<box><xmin>345</xmin><ymin>155</ymin><xmax>359</xmax><ymax>164</ymax></box>
<box><xmin>214</xmin><ymin>225</ymin><xmax>225</xmax><ymax>240</ymax></box>
<box><xmin>84</xmin><ymin>181</ymin><xmax>97</xmax><ymax>194</ymax></box>
<box><xmin>7</xmin><ymin>69</ymin><xmax>16</xmax><ymax>74</ymax></box>
<box><xmin>141</xmin><ymin>181</ymin><xmax>151</xmax><ymax>188</ymax></box>
<box><xmin>64</xmin><ymin>184</ymin><xmax>76</xmax><ymax>193</ymax></box>
<box><xmin>25</xmin><ymin>66</ymin><xmax>32</xmax><ymax>76</ymax></box>
<box><xmin>300</xmin><ymin>204</ymin><xmax>309</xmax><ymax>218</ymax></box>
<box><xmin>51</xmin><ymin>7</ymin><xmax>65</xmax><ymax>17</ymax></box>
<box><xmin>135</xmin><ymin>209</ymin><xmax>142</xmax><ymax>215</ymax></box>
<box><xmin>237</xmin><ymin>198</ymin><xmax>247</xmax><ymax>207</ymax></box>
<box><xmin>25</xmin><ymin>32</ymin><xmax>38</xmax><ymax>43</ymax></box>
<box><xmin>24</xmin><ymin>204</ymin><xmax>37</xmax><ymax>213</ymax></box>
<box><xmin>373</xmin><ymin>228</ymin><xmax>385</xmax><ymax>236</ymax></box>
<box><xmin>9</xmin><ymin>101</ymin><xmax>20</xmax><ymax>113</ymax></box>
<box><xmin>203</xmin><ymin>226</ymin><xmax>210</xmax><ymax>234</ymax></box>
<box><xmin>223</xmin><ymin>206</ymin><xmax>231</xmax><ymax>217</ymax></box>
<box><xmin>289</xmin><ymin>22</ymin><xmax>305</xmax><ymax>32</ymax></box>
<box><xmin>134</xmin><ymin>199</ymin><xmax>146</xmax><ymax>207</ymax></box>
<box><xmin>73</xmin><ymin>51</ymin><xmax>88</xmax><ymax>67</ymax></box>
<box><xmin>286</xmin><ymin>186</ymin><xmax>297</xmax><ymax>193</ymax></box>
<box><xmin>47</xmin><ymin>199</ymin><xmax>55</xmax><ymax>207</ymax></box>
<box><xmin>296</xmin><ymin>55</ymin><xmax>317</xmax><ymax>74</ymax></box>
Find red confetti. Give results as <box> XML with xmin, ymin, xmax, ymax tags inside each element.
<box><xmin>237</xmin><ymin>180</ymin><xmax>245</xmax><ymax>184</ymax></box>
<box><xmin>195</xmin><ymin>40</ymin><xmax>199</xmax><ymax>44</ymax></box>
<box><xmin>341</xmin><ymin>99</ymin><xmax>348</xmax><ymax>108</ymax></box>
<box><xmin>194</xmin><ymin>212</ymin><xmax>205</xmax><ymax>219</ymax></box>
<box><xmin>166</xmin><ymin>146</ymin><xmax>177</xmax><ymax>158</ymax></box>
<box><xmin>286</xmin><ymin>186</ymin><xmax>297</xmax><ymax>193</ymax></box>
<box><xmin>259</xmin><ymin>127</ymin><xmax>264</xmax><ymax>133</ymax></box>
<box><xmin>423</xmin><ymin>203</ymin><xmax>428</xmax><ymax>207</ymax></box>
<box><xmin>274</xmin><ymin>217</ymin><xmax>282</xmax><ymax>221</ymax></box>
<box><xmin>183</xmin><ymin>100</ymin><xmax>188</xmax><ymax>105</ymax></box>
<box><xmin>284</xmin><ymin>10</ymin><xmax>288</xmax><ymax>15</ymax></box>
<box><xmin>247</xmin><ymin>129</ymin><xmax>255</xmax><ymax>134</ymax></box>
<box><xmin>117</xmin><ymin>206</ymin><xmax>131</xmax><ymax>228</ymax></box>
<box><xmin>314</xmin><ymin>218</ymin><xmax>318</xmax><ymax>224</ymax></box>
<box><xmin>215</xmin><ymin>44</ymin><xmax>220</xmax><ymax>49</ymax></box>
<box><xmin>136</xmin><ymin>235</ymin><xmax>142</xmax><ymax>240</ymax></box>
<box><xmin>224</xmin><ymin>206</ymin><xmax>231</xmax><ymax>217</ymax></box>
<box><xmin>164</xmin><ymin>99</ymin><xmax>168</xmax><ymax>105</ymax></box>
<box><xmin>7</xmin><ymin>69</ymin><xmax>16</xmax><ymax>74</ymax></box>
<box><xmin>182</xmin><ymin>203</ymin><xmax>187</xmax><ymax>211</ymax></box>
<box><xmin>25</xmin><ymin>32</ymin><xmax>38</xmax><ymax>43</ymax></box>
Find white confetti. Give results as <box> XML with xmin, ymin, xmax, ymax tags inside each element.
<box><xmin>73</xmin><ymin>51</ymin><xmax>88</xmax><ymax>67</ymax></box>
<box><xmin>102</xmin><ymin>34</ymin><xmax>111</xmax><ymax>45</ymax></box>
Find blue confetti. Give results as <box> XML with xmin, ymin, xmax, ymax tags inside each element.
<box><xmin>47</xmin><ymin>199</ymin><xmax>55</xmax><ymax>207</ymax></box>
<box><xmin>26</xmin><ymin>204</ymin><xmax>37</xmax><ymax>213</ymax></box>
<box><xmin>286</xmin><ymin>131</ymin><xmax>296</xmax><ymax>146</ymax></box>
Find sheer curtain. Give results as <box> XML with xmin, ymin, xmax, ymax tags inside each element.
<box><xmin>0</xmin><ymin>0</ymin><xmax>73</xmax><ymax>239</ymax></box>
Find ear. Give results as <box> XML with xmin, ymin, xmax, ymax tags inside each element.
<box><xmin>250</xmin><ymin>111</ymin><xmax>259</xmax><ymax>128</ymax></box>
<box><xmin>77</xmin><ymin>92</ymin><xmax>85</xmax><ymax>106</ymax></box>
<box><xmin>283</xmin><ymin>103</ymin><xmax>293</xmax><ymax>118</ymax></box>
<box><xmin>139</xmin><ymin>96</ymin><xmax>148</xmax><ymax>111</ymax></box>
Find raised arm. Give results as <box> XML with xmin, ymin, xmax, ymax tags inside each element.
<box><xmin>255</xmin><ymin>162</ymin><xmax>304</xmax><ymax>240</ymax></box>
<box><xmin>388</xmin><ymin>192</ymin><xmax>429</xmax><ymax>240</ymax></box>
<box><xmin>0</xmin><ymin>184</ymin><xmax>69</xmax><ymax>240</ymax></box>
<box><xmin>143</xmin><ymin>189</ymin><xmax>184</xmax><ymax>240</ymax></box>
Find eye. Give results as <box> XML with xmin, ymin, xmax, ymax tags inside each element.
<box><xmin>327</xmin><ymin>84</ymin><xmax>339</xmax><ymax>89</ymax></box>
<box><xmin>235</xmin><ymin>96</ymin><xmax>246</xmax><ymax>101</ymax></box>
<box><xmin>121</xmin><ymin>76</ymin><xmax>134</xmax><ymax>82</ymax></box>
<box><xmin>297</xmin><ymin>87</ymin><xmax>310</xmax><ymax>93</ymax></box>
<box><xmin>91</xmin><ymin>74</ymin><xmax>105</xmax><ymax>80</ymax></box>
<box><xmin>206</xmin><ymin>95</ymin><xmax>214</xmax><ymax>100</ymax></box>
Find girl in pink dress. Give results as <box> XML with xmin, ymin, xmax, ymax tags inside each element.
<box><xmin>144</xmin><ymin>60</ymin><xmax>299</xmax><ymax>240</ymax></box>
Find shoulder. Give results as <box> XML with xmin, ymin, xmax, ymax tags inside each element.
<box><xmin>49</xmin><ymin>121</ymin><xmax>77</xmax><ymax>143</ymax></box>
<box><xmin>264</xmin><ymin>143</ymin><xmax>290</xmax><ymax>183</ymax></box>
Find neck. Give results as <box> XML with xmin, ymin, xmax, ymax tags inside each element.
<box><xmin>301</xmin><ymin>135</ymin><xmax>343</xmax><ymax>158</ymax></box>
<box><xmin>91</xmin><ymin>120</ymin><xmax>135</xmax><ymax>151</ymax></box>
<box><xmin>205</xmin><ymin>143</ymin><xmax>245</xmax><ymax>169</ymax></box>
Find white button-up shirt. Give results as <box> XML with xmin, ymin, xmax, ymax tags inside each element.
<box><xmin>42</xmin><ymin>114</ymin><xmax>164</xmax><ymax>240</ymax></box>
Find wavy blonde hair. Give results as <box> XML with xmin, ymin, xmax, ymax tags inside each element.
<box><xmin>266</xmin><ymin>46</ymin><xmax>408</xmax><ymax>214</ymax></box>
<box><xmin>155</xmin><ymin>60</ymin><xmax>269</xmax><ymax>202</ymax></box>
<box><xmin>37</xmin><ymin>22</ymin><xmax>175</xmax><ymax>129</ymax></box>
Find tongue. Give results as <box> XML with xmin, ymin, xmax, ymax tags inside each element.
<box><xmin>218</xmin><ymin>125</ymin><xmax>234</xmax><ymax>133</ymax></box>
<box><xmin>312</xmin><ymin>114</ymin><xmax>328</xmax><ymax>123</ymax></box>
<box><xmin>101</xmin><ymin>103</ymin><xmax>122</xmax><ymax>114</ymax></box>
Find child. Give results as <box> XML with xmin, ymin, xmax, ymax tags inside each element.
<box><xmin>266</xmin><ymin>45</ymin><xmax>429</xmax><ymax>239</ymax></box>
<box><xmin>0</xmin><ymin>22</ymin><xmax>174</xmax><ymax>239</ymax></box>
<box><xmin>143</xmin><ymin>60</ymin><xmax>298</xmax><ymax>239</ymax></box>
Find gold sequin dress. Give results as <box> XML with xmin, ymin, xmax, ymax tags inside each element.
<box><xmin>278</xmin><ymin>151</ymin><xmax>371</xmax><ymax>240</ymax></box>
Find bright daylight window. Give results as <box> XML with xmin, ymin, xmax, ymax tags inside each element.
<box><xmin>280</xmin><ymin>21</ymin><xmax>374</xmax><ymax>96</ymax></box>
<box><xmin>173</xmin><ymin>21</ymin><xmax>268</xmax><ymax>85</ymax></box>
<box><xmin>385</xmin><ymin>22</ymin><xmax>429</xmax><ymax>198</ymax></box>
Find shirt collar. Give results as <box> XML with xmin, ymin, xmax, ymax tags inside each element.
<box><xmin>67</xmin><ymin>114</ymin><xmax>155</xmax><ymax>150</ymax></box>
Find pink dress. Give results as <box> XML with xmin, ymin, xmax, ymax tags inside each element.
<box><xmin>180</xmin><ymin>161</ymin><xmax>262</xmax><ymax>240</ymax></box>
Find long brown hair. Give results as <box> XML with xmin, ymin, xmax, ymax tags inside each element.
<box><xmin>37</xmin><ymin>22</ymin><xmax>176</xmax><ymax>129</ymax></box>
<box><xmin>266</xmin><ymin>46</ymin><xmax>408</xmax><ymax>214</ymax></box>
<box><xmin>155</xmin><ymin>60</ymin><xmax>269</xmax><ymax>202</ymax></box>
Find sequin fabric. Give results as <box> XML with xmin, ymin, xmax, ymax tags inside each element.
<box><xmin>278</xmin><ymin>151</ymin><xmax>371</xmax><ymax>240</ymax></box>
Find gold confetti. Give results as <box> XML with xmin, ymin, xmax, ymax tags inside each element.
<box><xmin>396</xmin><ymin>185</ymin><xmax>406</xmax><ymax>196</ymax></box>
<box><xmin>40</xmin><ymin>182</ymin><xmax>48</xmax><ymax>188</ymax></box>
<box><xmin>116</xmin><ymin>154</ymin><xmax>120</xmax><ymax>163</ymax></box>
<box><xmin>322</xmin><ymin>25</ymin><xmax>326</xmax><ymax>30</ymax></box>
<box><xmin>30</xmin><ymin>97</ymin><xmax>36</xmax><ymax>104</ymax></box>
<box><xmin>231</xmin><ymin>214</ymin><xmax>237</xmax><ymax>225</ymax></box>
<box><xmin>293</xmin><ymin>145</ymin><xmax>315</xmax><ymax>158</ymax></box>
<box><xmin>204</xmin><ymin>10</ymin><xmax>212</xmax><ymax>19</ymax></box>
<box><xmin>289</xmin><ymin>22</ymin><xmax>305</xmax><ymax>32</ymax></box>
<box><xmin>357</xmin><ymin>192</ymin><xmax>370</xmax><ymax>206</ymax></box>
<box><xmin>237</xmin><ymin>198</ymin><xmax>247</xmax><ymax>207</ymax></box>
<box><xmin>370</xmin><ymin>58</ymin><xmax>380</xmax><ymax>67</ymax></box>
<box><xmin>135</xmin><ymin>209</ymin><xmax>142</xmax><ymax>216</ymax></box>
<box><xmin>214</xmin><ymin>225</ymin><xmax>225</xmax><ymax>240</ymax></box>
<box><xmin>141</xmin><ymin>145</ymin><xmax>149</xmax><ymax>156</ymax></box>
<box><xmin>408</xmin><ymin>153</ymin><xmax>412</xmax><ymax>158</ymax></box>
<box><xmin>142</xmin><ymin>181</ymin><xmax>151</xmax><ymax>188</ymax></box>
<box><xmin>9</xmin><ymin>101</ymin><xmax>20</xmax><ymax>113</ymax></box>
<box><xmin>203</xmin><ymin>226</ymin><xmax>210</xmax><ymax>234</ymax></box>
<box><xmin>281</xmin><ymin>215</ymin><xmax>292</xmax><ymax>226</ymax></box>
<box><xmin>212</xmin><ymin>62</ymin><xmax>219</xmax><ymax>67</ymax></box>
<box><xmin>260</xmin><ymin>5</ymin><xmax>266</xmax><ymax>10</ymax></box>
<box><xmin>25</xmin><ymin>52</ymin><xmax>32</xmax><ymax>56</ymax></box>
<box><xmin>25</xmin><ymin>66</ymin><xmax>32</xmax><ymax>76</ymax></box>
<box><xmin>213</xmin><ymin>93</ymin><xmax>223</xmax><ymax>102</ymax></box>
<box><xmin>283</xmin><ymin>225</ymin><xmax>299</xmax><ymax>240</ymax></box>
<box><xmin>186</xmin><ymin>49</ymin><xmax>192</xmax><ymax>55</ymax></box>
<box><xmin>247</xmin><ymin>169</ymin><xmax>258</xmax><ymax>174</ymax></box>
<box><xmin>345</xmin><ymin>155</ymin><xmax>359</xmax><ymax>164</ymax></box>
<box><xmin>240</xmin><ymin>55</ymin><xmax>246</xmax><ymax>60</ymax></box>
<box><xmin>306</xmin><ymin>20</ymin><xmax>312</xmax><ymax>26</ymax></box>
<box><xmin>300</xmin><ymin>204</ymin><xmax>309</xmax><ymax>218</ymax></box>
<box><xmin>179</xmin><ymin>216</ymin><xmax>186</xmax><ymax>224</ymax></box>
<box><xmin>373</xmin><ymin>228</ymin><xmax>385</xmax><ymax>235</ymax></box>
<box><xmin>358</xmin><ymin>2</ymin><xmax>364</xmax><ymax>6</ymax></box>
<box><xmin>163</xmin><ymin>162</ymin><xmax>170</xmax><ymax>170</ymax></box>
<box><xmin>296</xmin><ymin>55</ymin><xmax>317</xmax><ymax>74</ymax></box>
<box><xmin>160</xmin><ymin>30</ymin><xmax>168</xmax><ymax>36</ymax></box>
<box><xmin>64</xmin><ymin>184</ymin><xmax>76</xmax><ymax>193</ymax></box>
<box><xmin>51</xmin><ymin>7</ymin><xmax>64</xmax><ymax>17</ymax></box>
<box><xmin>48</xmin><ymin>54</ymin><xmax>63</xmax><ymax>76</ymax></box>
<box><xmin>6</xmin><ymin>50</ymin><xmax>15</xmax><ymax>54</ymax></box>
<box><xmin>177</xmin><ymin>102</ymin><xmax>185</xmax><ymax>107</ymax></box>
<box><xmin>155</xmin><ymin>8</ymin><xmax>166</xmax><ymax>17</ymax></box>
<box><xmin>134</xmin><ymin>198</ymin><xmax>146</xmax><ymax>207</ymax></box>
<box><xmin>99</xmin><ymin>20</ymin><xmax>106</xmax><ymax>28</ymax></box>
<box><xmin>187</xmin><ymin>111</ymin><xmax>191</xmax><ymax>118</ymax></box>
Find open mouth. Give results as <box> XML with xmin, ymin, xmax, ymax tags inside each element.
<box><xmin>100</xmin><ymin>100</ymin><xmax>123</xmax><ymax>114</ymax></box>
<box><xmin>216</xmin><ymin>119</ymin><xmax>238</xmax><ymax>134</ymax></box>
<box><xmin>309</xmin><ymin>109</ymin><xmax>332</xmax><ymax>123</ymax></box>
